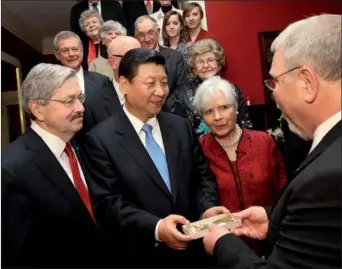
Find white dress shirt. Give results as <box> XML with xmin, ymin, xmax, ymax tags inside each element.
<box><xmin>113</xmin><ymin>79</ymin><xmax>125</xmax><ymax>105</ymax></box>
<box><xmin>76</xmin><ymin>66</ymin><xmax>85</xmax><ymax>94</ymax></box>
<box><xmin>122</xmin><ymin>105</ymin><xmax>165</xmax><ymax>241</ymax></box>
<box><xmin>309</xmin><ymin>111</ymin><xmax>341</xmax><ymax>153</ymax></box>
<box><xmin>150</xmin><ymin>7</ymin><xmax>183</xmax><ymax>46</ymax></box>
<box><xmin>88</xmin><ymin>0</ymin><xmax>102</xmax><ymax>14</ymax></box>
<box><xmin>144</xmin><ymin>0</ymin><xmax>153</xmax><ymax>14</ymax></box>
<box><xmin>30</xmin><ymin>121</ymin><xmax>88</xmax><ymax>188</ymax></box>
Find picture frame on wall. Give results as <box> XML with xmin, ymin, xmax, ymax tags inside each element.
<box><xmin>258</xmin><ymin>31</ymin><xmax>281</xmax><ymax>129</ymax></box>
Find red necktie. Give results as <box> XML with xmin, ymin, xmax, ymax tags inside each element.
<box><xmin>145</xmin><ymin>0</ymin><xmax>152</xmax><ymax>9</ymax></box>
<box><xmin>64</xmin><ymin>143</ymin><xmax>96</xmax><ymax>222</ymax></box>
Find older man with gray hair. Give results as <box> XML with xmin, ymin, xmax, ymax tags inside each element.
<box><xmin>134</xmin><ymin>15</ymin><xmax>190</xmax><ymax>111</ymax></box>
<box><xmin>53</xmin><ymin>30</ymin><xmax>121</xmax><ymax>135</ymax></box>
<box><xmin>203</xmin><ymin>14</ymin><xmax>341</xmax><ymax>269</ymax></box>
<box><xmin>1</xmin><ymin>63</ymin><xmax>114</xmax><ymax>268</ymax></box>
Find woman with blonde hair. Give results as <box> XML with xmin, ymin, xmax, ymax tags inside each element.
<box><xmin>171</xmin><ymin>38</ymin><xmax>252</xmax><ymax>136</ymax></box>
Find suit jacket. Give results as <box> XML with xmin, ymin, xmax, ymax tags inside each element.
<box><xmin>159</xmin><ymin>46</ymin><xmax>190</xmax><ymax>112</ymax></box>
<box><xmin>70</xmin><ymin>0</ymin><xmax>128</xmax><ymax>40</ymax></box>
<box><xmin>122</xmin><ymin>1</ymin><xmax>179</xmax><ymax>35</ymax></box>
<box><xmin>83</xmin><ymin>109</ymin><xmax>218</xmax><ymax>267</ymax></box>
<box><xmin>213</xmin><ymin>121</ymin><xmax>342</xmax><ymax>269</ymax></box>
<box><xmin>81</xmin><ymin>70</ymin><xmax>121</xmax><ymax>136</ymax></box>
<box><xmin>1</xmin><ymin>129</ymin><xmax>112</xmax><ymax>268</ymax></box>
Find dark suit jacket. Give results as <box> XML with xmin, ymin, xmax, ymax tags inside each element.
<box><xmin>159</xmin><ymin>46</ymin><xmax>190</xmax><ymax>112</ymax></box>
<box><xmin>213</xmin><ymin>121</ymin><xmax>342</xmax><ymax>269</ymax></box>
<box><xmin>83</xmin><ymin>109</ymin><xmax>218</xmax><ymax>267</ymax></box>
<box><xmin>1</xmin><ymin>129</ymin><xmax>112</xmax><ymax>268</ymax></box>
<box><xmin>81</xmin><ymin>70</ymin><xmax>121</xmax><ymax>135</ymax></box>
<box><xmin>70</xmin><ymin>0</ymin><xmax>128</xmax><ymax>40</ymax></box>
<box><xmin>122</xmin><ymin>1</ymin><xmax>179</xmax><ymax>35</ymax></box>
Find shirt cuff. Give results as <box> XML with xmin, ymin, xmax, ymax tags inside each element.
<box><xmin>155</xmin><ymin>219</ymin><xmax>162</xmax><ymax>242</ymax></box>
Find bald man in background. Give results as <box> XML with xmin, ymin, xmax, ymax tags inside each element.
<box><xmin>107</xmin><ymin>36</ymin><xmax>141</xmax><ymax>105</ymax></box>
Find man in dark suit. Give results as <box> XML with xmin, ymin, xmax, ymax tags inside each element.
<box><xmin>203</xmin><ymin>14</ymin><xmax>341</xmax><ymax>269</ymax></box>
<box><xmin>134</xmin><ymin>15</ymin><xmax>190</xmax><ymax>111</ymax></box>
<box><xmin>1</xmin><ymin>63</ymin><xmax>114</xmax><ymax>267</ymax></box>
<box><xmin>122</xmin><ymin>0</ymin><xmax>179</xmax><ymax>35</ymax></box>
<box><xmin>53</xmin><ymin>31</ymin><xmax>121</xmax><ymax>135</ymax></box>
<box><xmin>70</xmin><ymin>0</ymin><xmax>128</xmax><ymax>39</ymax></box>
<box><xmin>83</xmin><ymin>48</ymin><xmax>228</xmax><ymax>267</ymax></box>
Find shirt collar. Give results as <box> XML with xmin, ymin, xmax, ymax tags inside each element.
<box><xmin>310</xmin><ymin>111</ymin><xmax>341</xmax><ymax>152</ymax></box>
<box><xmin>112</xmin><ymin>78</ymin><xmax>125</xmax><ymax>104</ymax></box>
<box><xmin>30</xmin><ymin>121</ymin><xmax>67</xmax><ymax>158</ymax></box>
<box><xmin>122</xmin><ymin>105</ymin><xmax>159</xmax><ymax>133</ymax></box>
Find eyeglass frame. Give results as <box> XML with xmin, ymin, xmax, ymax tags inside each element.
<box><xmin>136</xmin><ymin>29</ymin><xmax>158</xmax><ymax>40</ymax></box>
<box><xmin>58</xmin><ymin>47</ymin><xmax>82</xmax><ymax>55</ymax></box>
<box><xmin>194</xmin><ymin>58</ymin><xmax>218</xmax><ymax>69</ymax></box>
<box><xmin>264</xmin><ymin>66</ymin><xmax>302</xmax><ymax>92</ymax></box>
<box><xmin>35</xmin><ymin>92</ymin><xmax>86</xmax><ymax>108</ymax></box>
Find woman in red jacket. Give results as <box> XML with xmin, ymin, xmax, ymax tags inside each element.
<box><xmin>193</xmin><ymin>76</ymin><xmax>287</xmax><ymax>253</ymax></box>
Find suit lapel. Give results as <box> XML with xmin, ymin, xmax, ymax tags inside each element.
<box><xmin>115</xmin><ymin>110</ymin><xmax>173</xmax><ymax>202</ymax></box>
<box><xmin>271</xmin><ymin>120</ymin><xmax>342</xmax><ymax>213</ymax></box>
<box><xmin>158</xmin><ymin>113</ymin><xmax>178</xmax><ymax>203</ymax></box>
<box><xmin>24</xmin><ymin>129</ymin><xmax>94</xmax><ymax>221</ymax></box>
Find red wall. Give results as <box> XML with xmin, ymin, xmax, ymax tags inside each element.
<box><xmin>205</xmin><ymin>1</ymin><xmax>341</xmax><ymax>105</ymax></box>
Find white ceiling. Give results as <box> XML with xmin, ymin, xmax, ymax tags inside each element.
<box><xmin>2</xmin><ymin>0</ymin><xmax>77</xmax><ymax>37</ymax></box>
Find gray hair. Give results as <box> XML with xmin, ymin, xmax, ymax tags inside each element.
<box><xmin>53</xmin><ymin>31</ymin><xmax>83</xmax><ymax>50</ymax></box>
<box><xmin>193</xmin><ymin>76</ymin><xmax>238</xmax><ymax>114</ymax></box>
<box><xmin>79</xmin><ymin>10</ymin><xmax>104</xmax><ymax>31</ymax></box>
<box><xmin>271</xmin><ymin>14</ymin><xmax>341</xmax><ymax>82</ymax></box>
<box><xmin>188</xmin><ymin>38</ymin><xmax>225</xmax><ymax>75</ymax></box>
<box><xmin>99</xmin><ymin>20</ymin><xmax>127</xmax><ymax>39</ymax></box>
<box><xmin>21</xmin><ymin>63</ymin><xmax>76</xmax><ymax>119</ymax></box>
<box><xmin>134</xmin><ymin>15</ymin><xmax>159</xmax><ymax>34</ymax></box>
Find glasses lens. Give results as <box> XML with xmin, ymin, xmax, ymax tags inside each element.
<box><xmin>265</xmin><ymin>79</ymin><xmax>276</xmax><ymax>91</ymax></box>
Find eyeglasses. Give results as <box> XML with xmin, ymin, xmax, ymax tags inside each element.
<box><xmin>195</xmin><ymin>58</ymin><xmax>217</xmax><ymax>68</ymax></box>
<box><xmin>59</xmin><ymin>47</ymin><xmax>81</xmax><ymax>55</ymax></box>
<box><xmin>36</xmin><ymin>93</ymin><xmax>85</xmax><ymax>108</ymax></box>
<box><xmin>136</xmin><ymin>29</ymin><xmax>157</xmax><ymax>40</ymax></box>
<box><xmin>264</xmin><ymin>66</ymin><xmax>301</xmax><ymax>92</ymax></box>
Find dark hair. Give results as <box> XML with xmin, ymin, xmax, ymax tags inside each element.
<box><xmin>118</xmin><ymin>48</ymin><xmax>166</xmax><ymax>81</ymax></box>
<box><xmin>162</xmin><ymin>11</ymin><xmax>189</xmax><ymax>47</ymax></box>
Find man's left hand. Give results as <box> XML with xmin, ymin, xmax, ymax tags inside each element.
<box><xmin>202</xmin><ymin>206</ymin><xmax>230</xmax><ymax>219</ymax></box>
<box><xmin>203</xmin><ymin>224</ymin><xmax>230</xmax><ymax>256</ymax></box>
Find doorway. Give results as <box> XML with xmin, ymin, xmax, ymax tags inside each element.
<box><xmin>1</xmin><ymin>51</ymin><xmax>26</xmax><ymax>146</ymax></box>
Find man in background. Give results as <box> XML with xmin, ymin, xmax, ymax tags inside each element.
<box><xmin>107</xmin><ymin>35</ymin><xmax>141</xmax><ymax>105</ymax></box>
<box><xmin>53</xmin><ymin>30</ymin><xmax>121</xmax><ymax>135</ymax></box>
<box><xmin>134</xmin><ymin>15</ymin><xmax>189</xmax><ymax>111</ymax></box>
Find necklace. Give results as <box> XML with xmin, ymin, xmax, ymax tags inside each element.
<box><xmin>218</xmin><ymin>125</ymin><xmax>242</xmax><ymax>148</ymax></box>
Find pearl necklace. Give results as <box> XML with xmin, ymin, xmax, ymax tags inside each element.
<box><xmin>218</xmin><ymin>125</ymin><xmax>242</xmax><ymax>148</ymax></box>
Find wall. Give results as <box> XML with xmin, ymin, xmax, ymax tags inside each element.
<box><xmin>204</xmin><ymin>1</ymin><xmax>341</xmax><ymax>105</ymax></box>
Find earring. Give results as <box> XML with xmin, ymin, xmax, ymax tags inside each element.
<box><xmin>236</xmin><ymin>111</ymin><xmax>239</xmax><ymax>115</ymax></box>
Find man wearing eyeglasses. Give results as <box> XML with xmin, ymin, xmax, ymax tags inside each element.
<box><xmin>203</xmin><ymin>14</ymin><xmax>341</xmax><ymax>269</ymax></box>
<box><xmin>53</xmin><ymin>30</ymin><xmax>121</xmax><ymax>136</ymax></box>
<box><xmin>134</xmin><ymin>15</ymin><xmax>190</xmax><ymax>111</ymax></box>
<box><xmin>1</xmin><ymin>63</ymin><xmax>114</xmax><ymax>268</ymax></box>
